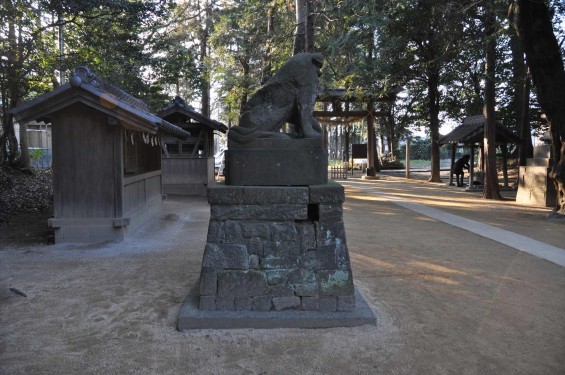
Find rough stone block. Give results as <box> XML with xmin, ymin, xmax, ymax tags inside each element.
<box><xmin>296</xmin><ymin>222</ymin><xmax>316</xmax><ymax>252</ymax></box>
<box><xmin>316</xmin><ymin>221</ymin><xmax>346</xmax><ymax>247</ymax></box>
<box><xmin>263</xmin><ymin>242</ymin><xmax>285</xmax><ymax>258</ymax></box>
<box><xmin>202</xmin><ymin>243</ymin><xmax>249</xmax><ymax>270</ymax></box>
<box><xmin>206</xmin><ymin>221</ymin><xmax>225</xmax><ymax>244</ymax></box>
<box><xmin>293</xmin><ymin>282</ymin><xmax>318</xmax><ymax>297</ymax></box>
<box><xmin>334</xmin><ymin>243</ymin><xmax>352</xmax><ymax>270</ymax></box>
<box><xmin>300</xmin><ymin>249</ymin><xmax>336</xmax><ymax>270</ymax></box>
<box><xmin>242</xmin><ymin>222</ymin><xmax>271</xmax><ymax>239</ymax></box>
<box><xmin>272</xmin><ymin>296</ymin><xmax>301</xmax><ymax>311</ymax></box>
<box><xmin>242</xmin><ymin>186</ymin><xmax>309</xmax><ymax>204</ymax></box>
<box><xmin>301</xmin><ymin>296</ymin><xmax>319</xmax><ymax>310</ymax></box>
<box><xmin>319</xmin><ymin>296</ymin><xmax>337</xmax><ymax>311</ymax></box>
<box><xmin>318</xmin><ymin>204</ymin><xmax>344</xmax><ymax>222</ymax></box>
<box><xmin>271</xmin><ymin>222</ymin><xmax>298</xmax><ymax>242</ymax></box>
<box><xmin>217</xmin><ymin>270</ymin><xmax>268</xmax><ymax>297</ymax></box>
<box><xmin>216</xmin><ymin>298</ymin><xmax>235</xmax><ymax>310</ymax></box>
<box><xmin>265</xmin><ymin>269</ymin><xmax>290</xmax><ymax>285</ymax></box>
<box><xmin>211</xmin><ymin>204</ymin><xmax>308</xmax><ymax>221</ymax></box>
<box><xmin>235</xmin><ymin>297</ymin><xmax>253</xmax><ymax>311</ymax></box>
<box><xmin>309</xmin><ymin>181</ymin><xmax>345</xmax><ymax>204</ymax></box>
<box><xmin>225</xmin><ymin>220</ymin><xmax>244</xmax><ymax>243</ymax></box>
<box><xmin>253</xmin><ymin>296</ymin><xmax>272</xmax><ymax>311</ymax></box>
<box><xmin>199</xmin><ymin>296</ymin><xmax>216</xmax><ymax>311</ymax></box>
<box><xmin>287</xmin><ymin>268</ymin><xmax>316</xmax><ymax>284</ymax></box>
<box><xmin>199</xmin><ymin>268</ymin><xmax>217</xmax><ymax>296</ymax></box>
<box><xmin>208</xmin><ymin>184</ymin><xmax>244</xmax><ymax>204</ymax></box>
<box><xmin>248</xmin><ymin>237</ymin><xmax>264</xmax><ymax>256</ymax></box>
<box><xmin>317</xmin><ymin>270</ymin><xmax>354</xmax><ymax>297</ymax></box>
<box><xmin>249</xmin><ymin>254</ymin><xmax>260</xmax><ymax>269</ymax></box>
<box><xmin>337</xmin><ymin>295</ymin><xmax>356</xmax><ymax>311</ymax></box>
<box><xmin>268</xmin><ymin>284</ymin><xmax>295</xmax><ymax>297</ymax></box>
<box><xmin>261</xmin><ymin>256</ymin><xmax>299</xmax><ymax>270</ymax></box>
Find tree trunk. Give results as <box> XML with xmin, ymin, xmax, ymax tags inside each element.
<box><xmin>519</xmin><ymin>70</ymin><xmax>532</xmax><ymax>166</ymax></box>
<box><xmin>511</xmin><ymin>33</ymin><xmax>533</xmax><ymax>166</ymax></box>
<box><xmin>1</xmin><ymin>4</ymin><xmax>22</xmax><ymax>165</ymax></box>
<box><xmin>511</xmin><ymin>0</ymin><xmax>565</xmax><ymax>216</ymax></box>
<box><xmin>428</xmin><ymin>69</ymin><xmax>442</xmax><ymax>182</ymax></box>
<box><xmin>305</xmin><ymin>0</ymin><xmax>315</xmax><ymax>53</ymax></box>
<box><xmin>483</xmin><ymin>3</ymin><xmax>501</xmax><ymax>200</ymax></box>
<box><xmin>344</xmin><ymin>125</ymin><xmax>350</xmax><ymax>163</ymax></box>
<box><xmin>293</xmin><ymin>0</ymin><xmax>306</xmax><ymax>54</ymax></box>
<box><xmin>14</xmin><ymin>121</ymin><xmax>31</xmax><ymax>170</ymax></box>
<box><xmin>199</xmin><ymin>2</ymin><xmax>211</xmax><ymax>117</ymax></box>
<box><xmin>262</xmin><ymin>5</ymin><xmax>275</xmax><ymax>82</ymax></box>
<box><xmin>386</xmin><ymin>104</ymin><xmax>396</xmax><ymax>158</ymax></box>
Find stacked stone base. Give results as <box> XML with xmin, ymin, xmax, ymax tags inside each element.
<box><xmin>516</xmin><ymin>145</ymin><xmax>556</xmax><ymax>207</ymax></box>
<box><xmin>197</xmin><ymin>181</ymin><xmax>355</xmax><ymax>312</ymax></box>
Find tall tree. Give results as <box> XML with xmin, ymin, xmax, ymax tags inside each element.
<box><xmin>293</xmin><ymin>0</ymin><xmax>316</xmax><ymax>54</ymax></box>
<box><xmin>482</xmin><ymin>2</ymin><xmax>502</xmax><ymax>199</ymax></box>
<box><xmin>377</xmin><ymin>0</ymin><xmax>466</xmax><ymax>182</ymax></box>
<box><xmin>510</xmin><ymin>0</ymin><xmax>565</xmax><ymax>216</ymax></box>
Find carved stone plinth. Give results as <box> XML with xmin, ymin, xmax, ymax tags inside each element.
<box><xmin>196</xmin><ymin>181</ymin><xmax>354</xmax><ymax>312</ymax></box>
<box><xmin>225</xmin><ymin>138</ymin><xmax>328</xmax><ymax>186</ymax></box>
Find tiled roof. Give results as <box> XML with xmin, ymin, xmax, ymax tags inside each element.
<box><xmin>158</xmin><ymin>96</ymin><xmax>228</xmax><ymax>133</ymax></box>
<box><xmin>10</xmin><ymin>67</ymin><xmax>190</xmax><ymax>140</ymax></box>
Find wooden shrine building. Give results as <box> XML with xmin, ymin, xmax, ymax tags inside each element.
<box><xmin>440</xmin><ymin>115</ymin><xmax>520</xmax><ymax>187</ymax></box>
<box><xmin>158</xmin><ymin>97</ymin><xmax>228</xmax><ymax>196</ymax></box>
<box><xmin>10</xmin><ymin>67</ymin><xmax>190</xmax><ymax>243</ymax></box>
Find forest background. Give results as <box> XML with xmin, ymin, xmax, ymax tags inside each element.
<box><xmin>0</xmin><ymin>0</ymin><xmax>564</xmax><ymax>212</ymax></box>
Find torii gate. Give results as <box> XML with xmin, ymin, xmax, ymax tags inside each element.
<box><xmin>315</xmin><ymin>87</ymin><xmax>401</xmax><ymax>176</ymax></box>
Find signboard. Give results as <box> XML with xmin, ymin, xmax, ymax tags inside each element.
<box><xmin>352</xmin><ymin>144</ymin><xmax>367</xmax><ymax>159</ymax></box>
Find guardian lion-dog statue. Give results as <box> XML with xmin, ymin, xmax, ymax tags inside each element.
<box><xmin>228</xmin><ymin>53</ymin><xmax>324</xmax><ymax>144</ymax></box>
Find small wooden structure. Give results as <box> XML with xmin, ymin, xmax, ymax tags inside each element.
<box><xmin>440</xmin><ymin>115</ymin><xmax>520</xmax><ymax>187</ymax></box>
<box><xmin>158</xmin><ymin>97</ymin><xmax>227</xmax><ymax>196</ymax></box>
<box><xmin>10</xmin><ymin>66</ymin><xmax>190</xmax><ymax>243</ymax></box>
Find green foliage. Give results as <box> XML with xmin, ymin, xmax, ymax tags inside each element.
<box><xmin>399</xmin><ymin>136</ymin><xmax>432</xmax><ymax>160</ymax></box>
<box><xmin>28</xmin><ymin>148</ymin><xmax>45</xmax><ymax>161</ymax></box>
<box><xmin>2</xmin><ymin>0</ymin><xmax>564</xmax><ymax>165</ymax></box>
<box><xmin>209</xmin><ymin>0</ymin><xmax>293</xmax><ymax>125</ymax></box>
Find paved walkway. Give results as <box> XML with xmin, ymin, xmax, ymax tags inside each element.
<box><xmin>341</xmin><ymin>178</ymin><xmax>565</xmax><ymax>267</ymax></box>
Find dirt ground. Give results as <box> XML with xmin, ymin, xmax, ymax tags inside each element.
<box><xmin>1</xmin><ymin>176</ymin><xmax>564</xmax><ymax>375</ymax></box>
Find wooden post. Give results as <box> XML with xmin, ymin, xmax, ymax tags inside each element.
<box><xmin>405</xmin><ymin>137</ymin><xmax>411</xmax><ymax>179</ymax></box>
<box><xmin>469</xmin><ymin>144</ymin><xmax>475</xmax><ymax>189</ymax></box>
<box><xmin>449</xmin><ymin>143</ymin><xmax>456</xmax><ymax>185</ymax></box>
<box><xmin>502</xmin><ymin>143</ymin><xmax>509</xmax><ymax>187</ymax></box>
<box><xmin>366</xmin><ymin>101</ymin><xmax>376</xmax><ymax>176</ymax></box>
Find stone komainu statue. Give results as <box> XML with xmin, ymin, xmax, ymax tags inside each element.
<box><xmin>228</xmin><ymin>53</ymin><xmax>324</xmax><ymax>144</ymax></box>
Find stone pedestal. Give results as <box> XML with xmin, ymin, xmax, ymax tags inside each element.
<box><xmin>225</xmin><ymin>138</ymin><xmax>328</xmax><ymax>186</ymax></box>
<box><xmin>178</xmin><ymin>134</ymin><xmax>377</xmax><ymax>329</ymax></box>
<box><xmin>197</xmin><ymin>181</ymin><xmax>354</xmax><ymax>312</ymax></box>
<box><xmin>517</xmin><ymin>145</ymin><xmax>556</xmax><ymax>207</ymax></box>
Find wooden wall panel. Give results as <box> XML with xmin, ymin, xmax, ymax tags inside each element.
<box><xmin>161</xmin><ymin>157</ymin><xmax>211</xmax><ymax>184</ymax></box>
<box><xmin>52</xmin><ymin>103</ymin><xmax>115</xmax><ymax>218</ymax></box>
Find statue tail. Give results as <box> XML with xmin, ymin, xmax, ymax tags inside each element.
<box><xmin>228</xmin><ymin>126</ymin><xmax>256</xmax><ymax>144</ymax></box>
